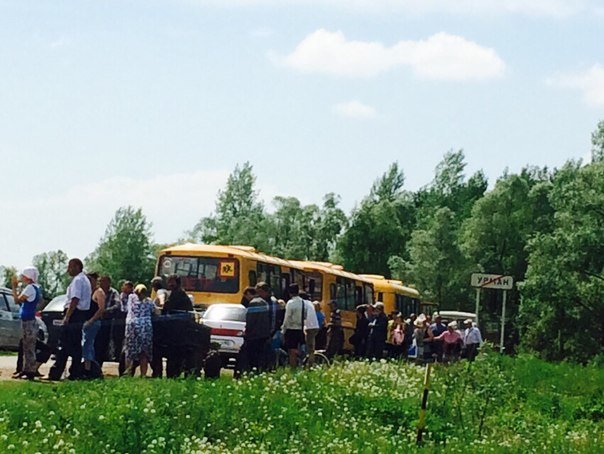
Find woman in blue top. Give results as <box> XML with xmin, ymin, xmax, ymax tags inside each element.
<box><xmin>11</xmin><ymin>267</ymin><xmax>42</xmax><ymax>380</ymax></box>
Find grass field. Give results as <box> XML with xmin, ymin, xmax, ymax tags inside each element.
<box><xmin>0</xmin><ymin>353</ymin><xmax>602</xmax><ymax>453</ymax></box>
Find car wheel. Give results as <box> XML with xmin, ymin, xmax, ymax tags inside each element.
<box><xmin>36</xmin><ymin>318</ymin><xmax>49</xmax><ymax>344</ymax></box>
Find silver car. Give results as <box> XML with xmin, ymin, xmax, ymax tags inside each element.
<box><xmin>201</xmin><ymin>303</ymin><xmax>246</xmax><ymax>367</ymax></box>
<box><xmin>0</xmin><ymin>287</ymin><xmax>48</xmax><ymax>349</ymax></box>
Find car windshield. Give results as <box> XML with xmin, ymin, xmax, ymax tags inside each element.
<box><xmin>203</xmin><ymin>305</ymin><xmax>246</xmax><ymax>322</ymax></box>
<box><xmin>44</xmin><ymin>295</ymin><xmax>67</xmax><ymax>312</ymax></box>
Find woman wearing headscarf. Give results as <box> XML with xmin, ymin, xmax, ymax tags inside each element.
<box><xmin>124</xmin><ymin>284</ymin><xmax>157</xmax><ymax>377</ymax></box>
<box><xmin>11</xmin><ymin>267</ymin><xmax>42</xmax><ymax>380</ymax></box>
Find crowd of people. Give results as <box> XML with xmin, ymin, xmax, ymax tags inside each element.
<box><xmin>9</xmin><ymin>261</ymin><xmax>483</xmax><ymax>381</ymax></box>
<box><xmin>11</xmin><ymin>258</ymin><xmax>200</xmax><ymax>380</ymax></box>
<box><xmin>350</xmin><ymin>308</ymin><xmax>483</xmax><ymax>364</ymax></box>
<box><xmin>236</xmin><ymin>282</ymin><xmax>483</xmax><ymax>377</ymax></box>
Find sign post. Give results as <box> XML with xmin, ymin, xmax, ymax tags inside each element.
<box><xmin>500</xmin><ymin>290</ymin><xmax>507</xmax><ymax>353</ymax></box>
<box><xmin>474</xmin><ymin>288</ymin><xmax>481</xmax><ymax>328</ymax></box>
<box><xmin>471</xmin><ymin>273</ymin><xmax>513</xmax><ymax>353</ymax></box>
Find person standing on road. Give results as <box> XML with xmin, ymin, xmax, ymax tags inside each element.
<box><xmin>115</xmin><ymin>281</ymin><xmax>134</xmax><ymax>376</ymax></box>
<box><xmin>53</xmin><ymin>258</ymin><xmax>92</xmax><ymax>380</ymax></box>
<box><xmin>94</xmin><ymin>276</ymin><xmax>120</xmax><ymax>368</ymax></box>
<box><xmin>82</xmin><ymin>272</ymin><xmax>105</xmax><ymax>378</ymax></box>
<box><xmin>124</xmin><ymin>284</ymin><xmax>156</xmax><ymax>377</ymax></box>
<box><xmin>151</xmin><ymin>277</ymin><xmax>169</xmax><ymax>310</ymax></box>
<box><xmin>256</xmin><ymin>282</ymin><xmax>283</xmax><ymax>369</ymax></box>
<box><xmin>430</xmin><ymin>313</ymin><xmax>447</xmax><ymax>362</ymax></box>
<box><xmin>242</xmin><ymin>287</ymin><xmax>270</xmax><ymax>373</ymax></box>
<box><xmin>301</xmin><ymin>293</ymin><xmax>319</xmax><ymax>367</ymax></box>
<box><xmin>433</xmin><ymin>321</ymin><xmax>463</xmax><ymax>363</ymax></box>
<box><xmin>413</xmin><ymin>315</ymin><xmax>427</xmax><ymax>365</ymax></box>
<box><xmin>11</xmin><ymin>267</ymin><xmax>42</xmax><ymax>380</ymax></box>
<box><xmin>314</xmin><ymin>302</ymin><xmax>327</xmax><ymax>350</ymax></box>
<box><xmin>463</xmin><ymin>319</ymin><xmax>482</xmax><ymax>362</ymax></box>
<box><xmin>282</xmin><ymin>284</ymin><xmax>306</xmax><ymax>368</ymax></box>
<box><xmin>351</xmin><ymin>305</ymin><xmax>369</xmax><ymax>358</ymax></box>
<box><xmin>367</xmin><ymin>302</ymin><xmax>388</xmax><ymax>359</ymax></box>
<box><xmin>325</xmin><ymin>300</ymin><xmax>343</xmax><ymax>359</ymax></box>
<box><xmin>163</xmin><ymin>275</ymin><xmax>193</xmax><ymax>378</ymax></box>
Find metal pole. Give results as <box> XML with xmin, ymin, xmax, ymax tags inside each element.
<box><xmin>416</xmin><ymin>363</ymin><xmax>433</xmax><ymax>446</ymax></box>
<box><xmin>475</xmin><ymin>288</ymin><xmax>480</xmax><ymax>328</ymax></box>
<box><xmin>500</xmin><ymin>290</ymin><xmax>507</xmax><ymax>354</ymax></box>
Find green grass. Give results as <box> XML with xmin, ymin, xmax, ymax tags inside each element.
<box><xmin>0</xmin><ymin>354</ymin><xmax>602</xmax><ymax>453</ymax></box>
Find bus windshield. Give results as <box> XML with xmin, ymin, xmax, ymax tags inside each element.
<box><xmin>158</xmin><ymin>255</ymin><xmax>240</xmax><ymax>294</ymax></box>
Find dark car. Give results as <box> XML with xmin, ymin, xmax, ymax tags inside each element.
<box><xmin>0</xmin><ymin>286</ymin><xmax>48</xmax><ymax>349</ymax></box>
<box><xmin>40</xmin><ymin>294</ymin><xmax>67</xmax><ymax>350</ymax></box>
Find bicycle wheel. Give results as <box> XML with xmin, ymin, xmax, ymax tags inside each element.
<box><xmin>303</xmin><ymin>352</ymin><xmax>330</xmax><ymax>367</ymax></box>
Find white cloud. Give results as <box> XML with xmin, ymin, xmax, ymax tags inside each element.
<box><xmin>333</xmin><ymin>100</ymin><xmax>377</xmax><ymax>119</ymax></box>
<box><xmin>276</xmin><ymin>30</ymin><xmax>506</xmax><ymax>81</ymax></box>
<box><xmin>188</xmin><ymin>0</ymin><xmax>588</xmax><ymax>17</ymax></box>
<box><xmin>0</xmin><ymin>170</ymin><xmax>280</xmax><ymax>269</ymax></box>
<box><xmin>548</xmin><ymin>64</ymin><xmax>604</xmax><ymax>107</ymax></box>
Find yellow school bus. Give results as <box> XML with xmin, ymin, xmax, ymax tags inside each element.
<box><xmin>360</xmin><ymin>275</ymin><xmax>423</xmax><ymax>317</ymax></box>
<box><xmin>156</xmin><ymin>244</ymin><xmax>305</xmax><ymax>308</ymax></box>
<box><xmin>290</xmin><ymin>261</ymin><xmax>375</xmax><ymax>350</ymax></box>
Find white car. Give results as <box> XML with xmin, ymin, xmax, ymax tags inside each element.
<box><xmin>201</xmin><ymin>303</ymin><xmax>246</xmax><ymax>368</ymax></box>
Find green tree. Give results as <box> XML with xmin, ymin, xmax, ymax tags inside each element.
<box><xmin>520</xmin><ymin>161</ymin><xmax>604</xmax><ymax>362</ymax></box>
<box><xmin>390</xmin><ymin>207</ymin><xmax>469</xmax><ymax>309</ymax></box>
<box><xmin>391</xmin><ymin>151</ymin><xmax>487</xmax><ymax>308</ymax></box>
<box><xmin>315</xmin><ymin>193</ymin><xmax>348</xmax><ymax>262</ymax></box>
<box><xmin>459</xmin><ymin>168</ymin><xmax>554</xmax><ymax>348</ymax></box>
<box><xmin>0</xmin><ymin>266</ymin><xmax>18</xmax><ymax>288</ymax></box>
<box><xmin>338</xmin><ymin>163</ymin><xmax>414</xmax><ymax>277</ymax></box>
<box><xmin>264</xmin><ymin>193</ymin><xmax>347</xmax><ymax>261</ymax></box>
<box><xmin>189</xmin><ymin>162</ymin><xmax>269</xmax><ymax>250</ymax></box>
<box><xmin>32</xmin><ymin>250</ymin><xmax>70</xmax><ymax>300</ymax></box>
<box><xmin>86</xmin><ymin>206</ymin><xmax>155</xmax><ymax>284</ymax></box>
<box><xmin>415</xmin><ymin>149</ymin><xmax>488</xmax><ymax>223</ymax></box>
<box><xmin>591</xmin><ymin>119</ymin><xmax>604</xmax><ymax>163</ymax></box>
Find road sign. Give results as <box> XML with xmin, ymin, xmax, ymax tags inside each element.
<box><xmin>471</xmin><ymin>273</ymin><xmax>513</xmax><ymax>290</ymax></box>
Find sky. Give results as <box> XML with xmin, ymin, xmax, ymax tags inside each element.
<box><xmin>1</xmin><ymin>0</ymin><xmax>603</xmax><ymax>269</ymax></box>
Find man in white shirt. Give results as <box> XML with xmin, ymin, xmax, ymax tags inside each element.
<box><xmin>463</xmin><ymin>319</ymin><xmax>483</xmax><ymax>362</ymax></box>
<box><xmin>51</xmin><ymin>258</ymin><xmax>92</xmax><ymax>380</ymax></box>
<box><xmin>282</xmin><ymin>283</ymin><xmax>306</xmax><ymax>367</ymax></box>
<box><xmin>300</xmin><ymin>292</ymin><xmax>320</xmax><ymax>367</ymax></box>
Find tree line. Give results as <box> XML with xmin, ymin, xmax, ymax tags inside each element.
<box><xmin>2</xmin><ymin>122</ymin><xmax>603</xmax><ymax>362</ymax></box>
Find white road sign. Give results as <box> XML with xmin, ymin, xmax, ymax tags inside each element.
<box><xmin>471</xmin><ymin>273</ymin><xmax>513</xmax><ymax>290</ymax></box>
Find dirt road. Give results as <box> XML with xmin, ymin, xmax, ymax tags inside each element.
<box><xmin>0</xmin><ymin>355</ymin><xmax>120</xmax><ymax>381</ymax></box>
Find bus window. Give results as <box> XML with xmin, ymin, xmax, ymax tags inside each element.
<box><xmin>330</xmin><ymin>283</ymin><xmax>336</xmax><ymax>301</ymax></box>
<box><xmin>378</xmin><ymin>292</ymin><xmax>384</xmax><ymax>302</ymax></box>
<box><xmin>364</xmin><ymin>284</ymin><xmax>374</xmax><ymax>305</ymax></box>
<box><xmin>355</xmin><ymin>286</ymin><xmax>363</xmax><ymax>307</ymax></box>
<box><xmin>248</xmin><ymin>270</ymin><xmax>257</xmax><ymax>287</ymax></box>
<box><xmin>257</xmin><ymin>263</ymin><xmax>268</xmax><ymax>284</ymax></box>
<box><xmin>270</xmin><ymin>266</ymin><xmax>282</xmax><ymax>299</ymax></box>
<box><xmin>345</xmin><ymin>279</ymin><xmax>355</xmax><ymax>310</ymax></box>
<box><xmin>159</xmin><ymin>256</ymin><xmax>239</xmax><ymax>293</ymax></box>
<box><xmin>335</xmin><ymin>278</ymin><xmax>346</xmax><ymax>310</ymax></box>
<box><xmin>307</xmin><ymin>273</ymin><xmax>322</xmax><ymax>302</ymax></box>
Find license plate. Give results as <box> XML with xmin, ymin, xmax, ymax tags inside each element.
<box><xmin>53</xmin><ymin>320</ymin><xmax>64</xmax><ymax>326</ymax></box>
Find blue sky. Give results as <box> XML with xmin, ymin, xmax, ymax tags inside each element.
<box><xmin>1</xmin><ymin>0</ymin><xmax>603</xmax><ymax>269</ymax></box>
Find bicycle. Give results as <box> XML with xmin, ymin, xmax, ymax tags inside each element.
<box><xmin>276</xmin><ymin>345</ymin><xmax>331</xmax><ymax>368</ymax></box>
